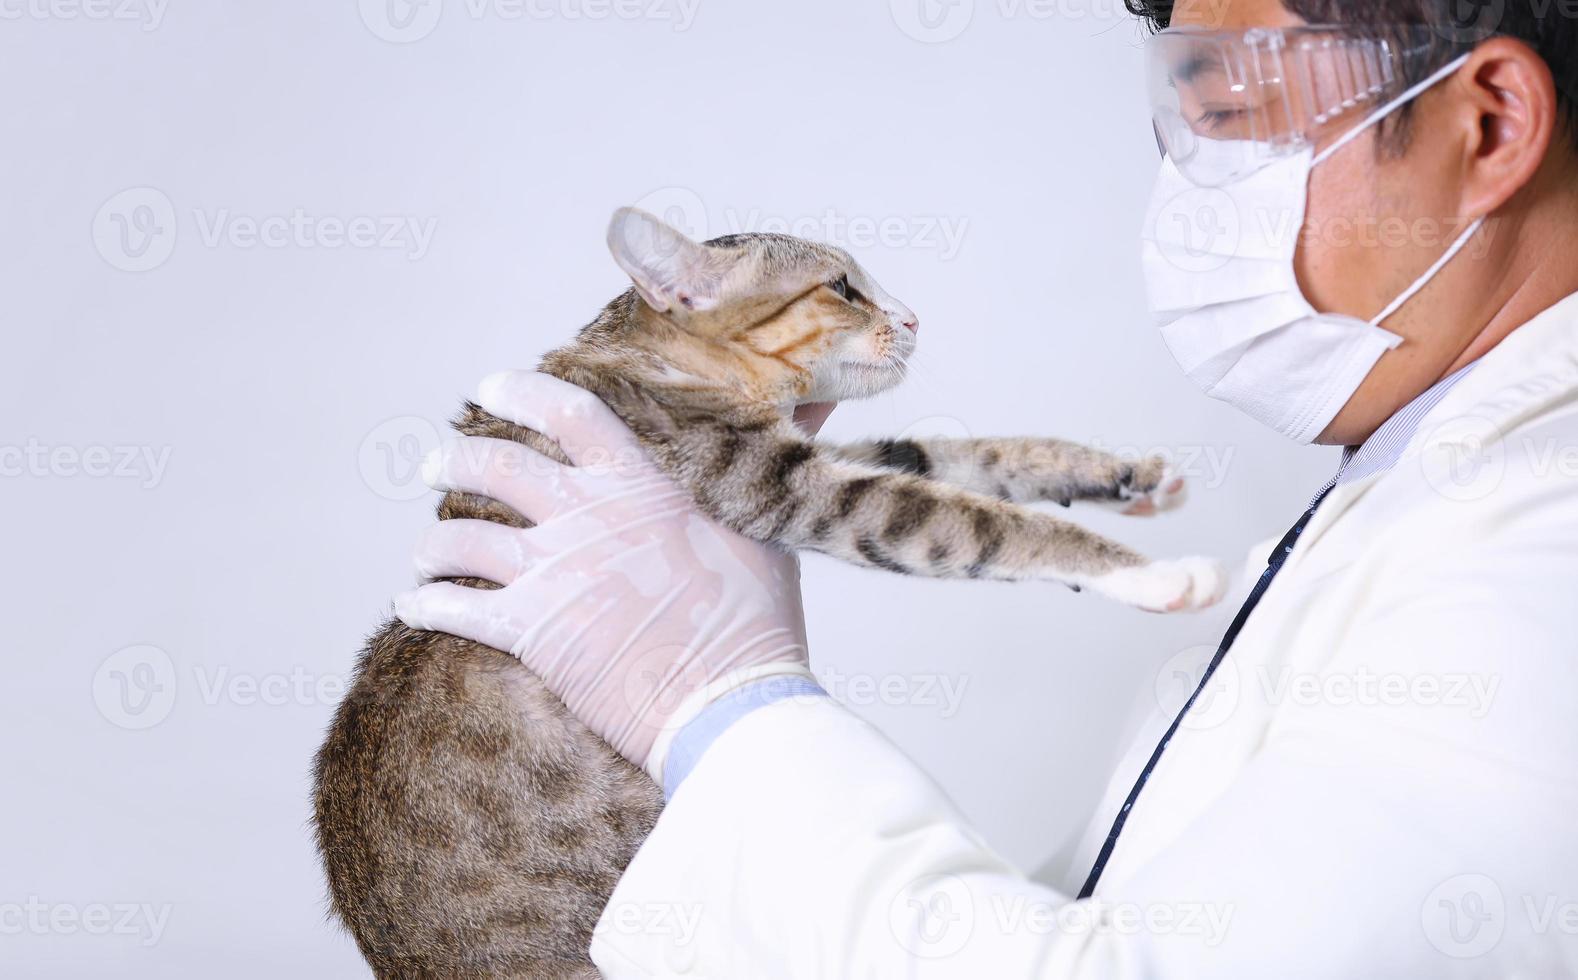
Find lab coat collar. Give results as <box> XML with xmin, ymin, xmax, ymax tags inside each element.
<box><xmin>1291</xmin><ymin>289</ymin><xmax>1578</xmax><ymax>561</ymax></box>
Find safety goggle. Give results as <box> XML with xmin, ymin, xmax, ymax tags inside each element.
<box><xmin>1147</xmin><ymin>25</ymin><xmax>1459</xmax><ymax>186</ymax></box>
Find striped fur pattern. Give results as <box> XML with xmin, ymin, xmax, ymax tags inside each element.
<box><xmin>313</xmin><ymin>209</ymin><xmax>1218</xmax><ymax>978</ymax></box>
<box><xmin>833</xmin><ymin>437</ymin><xmax>1166</xmax><ymax>508</ymax></box>
<box><xmin>580</xmin><ymin>395</ymin><xmax>1164</xmax><ymax>586</ymax></box>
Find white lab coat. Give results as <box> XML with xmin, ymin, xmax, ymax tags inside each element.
<box><xmin>590</xmin><ymin>292</ymin><xmax>1578</xmax><ymax>979</ymax></box>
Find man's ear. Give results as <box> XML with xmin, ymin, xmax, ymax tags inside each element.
<box><xmin>1453</xmin><ymin>38</ymin><xmax>1558</xmax><ymax>218</ymax></box>
<box><xmin>606</xmin><ymin>207</ymin><xmax>731</xmax><ymax>314</ymax></box>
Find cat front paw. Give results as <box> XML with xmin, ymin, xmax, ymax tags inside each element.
<box><xmin>1114</xmin><ymin>464</ymin><xmax>1188</xmax><ymax>516</ymax></box>
<box><xmin>1085</xmin><ymin>556</ymin><xmax>1227</xmax><ymax>613</ymax></box>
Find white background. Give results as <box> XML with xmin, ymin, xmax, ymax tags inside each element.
<box><xmin>2</xmin><ymin>0</ymin><xmax>1336</xmax><ymax>975</ymax></box>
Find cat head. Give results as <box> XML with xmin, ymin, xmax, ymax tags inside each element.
<box><xmin>606</xmin><ymin>207</ymin><xmax>918</xmax><ymax>405</ymax></box>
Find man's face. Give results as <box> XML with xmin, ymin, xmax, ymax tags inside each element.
<box><xmin>1169</xmin><ymin>0</ymin><xmax>1488</xmax><ymax>445</ymax></box>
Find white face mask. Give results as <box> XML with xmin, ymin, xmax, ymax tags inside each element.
<box><xmin>1140</xmin><ymin>54</ymin><xmax>1482</xmax><ymax>444</ymax></box>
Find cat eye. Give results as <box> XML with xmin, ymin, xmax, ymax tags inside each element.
<box><xmin>827</xmin><ymin>275</ymin><xmax>850</xmax><ymax>301</ymax></box>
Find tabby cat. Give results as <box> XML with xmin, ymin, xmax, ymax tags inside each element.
<box><xmin>313</xmin><ymin>208</ymin><xmax>1225</xmax><ymax>978</ymax></box>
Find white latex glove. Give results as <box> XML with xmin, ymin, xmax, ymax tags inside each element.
<box><xmin>393</xmin><ymin>371</ymin><xmax>815</xmax><ymax>779</ymax></box>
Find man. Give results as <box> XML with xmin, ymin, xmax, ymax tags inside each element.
<box><xmin>396</xmin><ymin>0</ymin><xmax>1578</xmax><ymax>972</ymax></box>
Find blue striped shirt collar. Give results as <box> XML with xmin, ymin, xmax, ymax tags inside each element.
<box><xmin>1312</xmin><ymin>360</ymin><xmax>1479</xmax><ymax>504</ymax></box>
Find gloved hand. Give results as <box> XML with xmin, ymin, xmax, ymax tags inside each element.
<box><xmin>393</xmin><ymin>371</ymin><xmax>818</xmax><ymax>780</ymax></box>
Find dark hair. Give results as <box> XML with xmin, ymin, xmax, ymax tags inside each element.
<box><xmin>1128</xmin><ymin>0</ymin><xmax>1578</xmax><ymax>153</ymax></box>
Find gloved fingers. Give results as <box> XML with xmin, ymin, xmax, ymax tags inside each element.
<box><xmin>412</xmin><ymin>519</ymin><xmax>532</xmax><ymax>586</ymax></box>
<box><xmin>422</xmin><ymin>436</ymin><xmax>577</xmax><ymax>521</ymax></box>
<box><xmin>393</xmin><ymin>581</ymin><xmax>516</xmax><ymax>651</ymax></box>
<box><xmin>475</xmin><ymin>370</ymin><xmax>645</xmax><ymax>467</ymax></box>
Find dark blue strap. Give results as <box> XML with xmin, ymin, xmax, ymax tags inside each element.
<box><xmin>1076</xmin><ymin>487</ymin><xmax>1331</xmax><ymax>898</ymax></box>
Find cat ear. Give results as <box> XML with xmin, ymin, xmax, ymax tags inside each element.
<box><xmin>606</xmin><ymin>207</ymin><xmax>728</xmax><ymax>314</ymax></box>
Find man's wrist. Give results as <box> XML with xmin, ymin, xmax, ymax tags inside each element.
<box><xmin>648</xmin><ymin>666</ymin><xmax>828</xmax><ymax>796</ymax></box>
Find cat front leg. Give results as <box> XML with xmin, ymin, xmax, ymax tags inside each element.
<box><xmin>670</xmin><ymin>427</ymin><xmax>1225</xmax><ymax>612</ymax></box>
<box><xmin>825</xmin><ymin>437</ymin><xmax>1187</xmax><ymax>515</ymax></box>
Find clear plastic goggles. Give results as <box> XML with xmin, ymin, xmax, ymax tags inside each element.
<box><xmin>1147</xmin><ymin>25</ymin><xmax>1454</xmax><ymax>186</ymax></box>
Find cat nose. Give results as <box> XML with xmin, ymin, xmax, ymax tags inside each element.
<box><xmin>896</xmin><ymin>313</ymin><xmax>918</xmax><ymax>333</ymax></box>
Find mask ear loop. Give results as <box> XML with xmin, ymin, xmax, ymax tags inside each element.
<box><xmin>1368</xmin><ymin>215</ymin><xmax>1486</xmax><ymax>326</ymax></box>
<box><xmin>1305</xmin><ymin>51</ymin><xmax>1484</xmax><ymax>327</ymax></box>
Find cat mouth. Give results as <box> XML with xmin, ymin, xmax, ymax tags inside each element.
<box><xmin>840</xmin><ymin>359</ymin><xmax>906</xmax><ymax>375</ymax></box>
